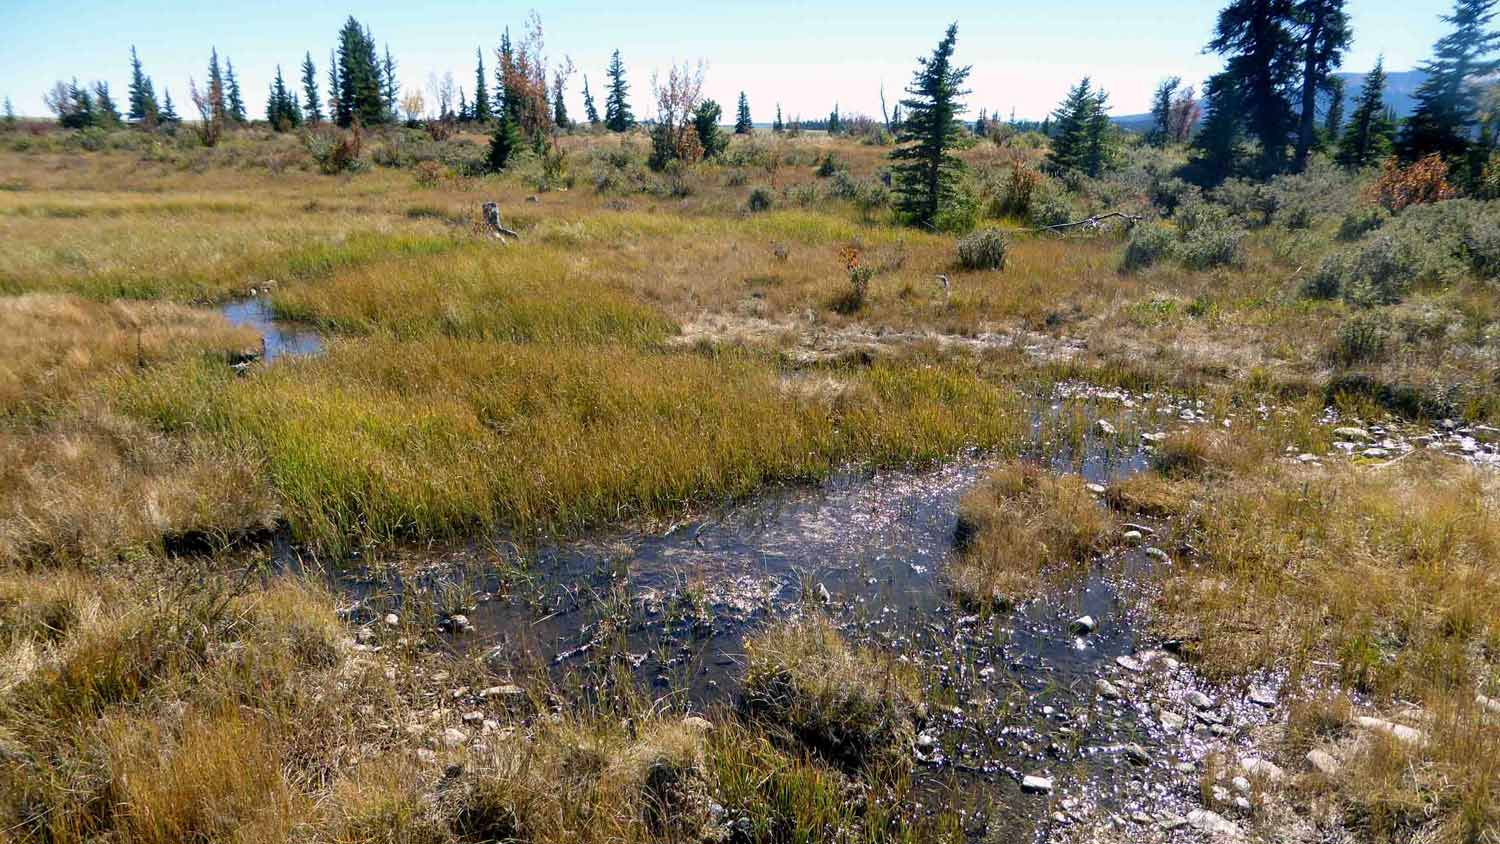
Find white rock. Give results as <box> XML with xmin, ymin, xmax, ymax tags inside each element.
<box><xmin>1096</xmin><ymin>679</ymin><xmax>1122</xmax><ymax>700</ymax></box>
<box><xmin>1306</xmin><ymin>749</ymin><xmax>1340</xmax><ymax>776</ymax></box>
<box><xmin>1116</xmin><ymin>655</ymin><xmax>1145</xmax><ymax>672</ymax></box>
<box><xmin>1353</xmin><ymin>715</ymin><xmax>1425</xmax><ymax>745</ymax></box>
<box><xmin>383</xmin><ymin>612</ymin><xmax>400</xmax><ymax>627</ymax></box>
<box><xmin>442</xmin><ymin>727</ymin><xmax>468</xmax><ymax>748</ymax></box>
<box><xmin>1248</xmin><ymin>686</ymin><xmax>1277</xmax><ymax>708</ymax></box>
<box><xmin>1096</xmin><ymin>419</ymin><xmax>1117</xmax><ymax>436</ymax></box>
<box><xmin>1070</xmin><ymin>615</ymin><xmax>1097</xmax><ymax>635</ymax></box>
<box><xmin>1021</xmin><ymin>774</ymin><xmax>1054</xmax><ymax>793</ymax></box>
<box><xmin>1333</xmin><ymin>427</ymin><xmax>1371</xmax><ymax>441</ymax></box>
<box><xmin>1087</xmin><ymin>482</ymin><xmax>1107</xmax><ymax>495</ymax></box>
<box><xmin>1187</xmin><ymin>808</ymin><xmax>1243</xmax><ymax>838</ymax></box>
<box><xmin>1144</xmin><ymin>547</ymin><xmax>1170</xmax><ymax>562</ymax></box>
<box><xmin>1159</xmin><ymin>711</ymin><xmax>1186</xmax><ymax>731</ymax></box>
<box><xmin>1122</xmin><ymin>530</ymin><xmax>1144</xmax><ymax>544</ymax></box>
<box><xmin>682</xmin><ymin>715</ymin><xmax>714</xmax><ymax>733</ymax></box>
<box><xmin>1185</xmin><ymin>690</ymin><xmax>1215</xmax><ymax>710</ymax></box>
<box><xmin>1231</xmin><ymin>775</ymin><xmax>1252</xmax><ymax>794</ymax></box>
<box><xmin>1478</xmin><ymin>694</ymin><xmax>1500</xmax><ymax>715</ymax></box>
<box><xmin>1240</xmin><ymin>757</ymin><xmax>1285</xmax><ymax>782</ymax></box>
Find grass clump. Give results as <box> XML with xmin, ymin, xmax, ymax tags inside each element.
<box><xmin>951</xmin><ymin>460</ymin><xmax>1115</xmax><ymax>608</ymax></box>
<box><xmin>955</xmin><ymin>227</ymin><xmax>1007</xmax><ymax>271</ymax></box>
<box><xmin>742</xmin><ymin>615</ymin><xmax>922</xmax><ymax>775</ymax></box>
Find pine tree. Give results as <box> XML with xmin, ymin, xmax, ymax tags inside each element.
<box><xmin>496</xmin><ymin>29</ymin><xmax>519</xmax><ymax>123</ymax></box>
<box><xmin>1293</xmin><ymin>0</ymin><xmax>1352</xmax><ymax>170</ymax></box>
<box><xmin>301</xmin><ymin>52</ymin><xmax>323</xmax><ymax>124</ymax></box>
<box><xmin>1150</xmin><ymin>76</ymin><xmax>1181</xmax><ymax>146</ymax></box>
<box><xmin>207</xmin><ymin>49</ymin><xmax>228</xmax><ymax>124</ymax></box>
<box><xmin>92</xmin><ymin>81</ymin><xmax>122</xmax><ymax>127</ymax></box>
<box><xmin>487</xmin><ymin>109</ymin><xmax>521</xmax><ymax>171</ymax></box>
<box><xmin>266</xmin><ymin>65</ymin><xmax>301</xmax><ymax>130</ymax></box>
<box><xmin>827</xmin><ymin>103</ymin><xmax>842</xmax><ymax>134</ymax></box>
<box><xmin>1322</xmin><ymin>75</ymin><xmax>1345</xmax><ymax>143</ymax></box>
<box><xmin>773</xmin><ymin>104</ymin><xmax>784</xmax><ymax>133</ymax></box>
<box><xmin>1400</xmin><ymin>0</ymin><xmax>1500</xmax><ymax>164</ymax></box>
<box><xmin>603</xmin><ymin>49</ymin><xmax>633</xmax><ymax>131</ymax></box>
<box><xmin>694</xmin><ymin>99</ymin><xmax>727</xmax><ymax>157</ymax></box>
<box><xmin>1198</xmin><ymin>0</ymin><xmax>1301</xmax><ymax>180</ymax></box>
<box><xmin>552</xmin><ymin>70</ymin><xmax>569</xmax><ymax>129</ymax></box>
<box><xmin>890</xmin><ymin>23</ymin><xmax>971</xmax><ymax>228</ymax></box>
<box><xmin>225</xmin><ymin>59</ymin><xmax>246</xmax><ymax>123</ymax></box>
<box><xmin>582</xmin><ymin>75</ymin><xmax>600</xmax><ymax>125</ymax></box>
<box><xmin>127</xmin><ymin>46</ymin><xmax>159</xmax><ymax>127</ymax></box>
<box><xmin>58</xmin><ymin>79</ymin><xmax>95</xmax><ymax>129</ymax></box>
<box><xmin>3</xmin><ymin>97</ymin><xmax>15</xmax><ymax>127</ymax></box>
<box><xmin>459</xmin><ymin>88</ymin><xmax>470</xmax><ymax>122</ymax></box>
<box><xmin>382</xmin><ymin>44</ymin><xmax>399</xmax><ymax>121</ymax></box>
<box><xmin>735</xmin><ymin>91</ymin><xmax>752</xmax><ymax>134</ymax></box>
<box><xmin>1338</xmin><ymin>57</ymin><xmax>1396</xmax><ymax>166</ymax></box>
<box><xmin>159</xmin><ymin>87</ymin><xmax>179</xmax><ymax>124</ymax></box>
<box><xmin>336</xmin><ymin>17</ymin><xmax>386</xmax><ymax>126</ymax></box>
<box><xmin>473</xmin><ymin>48</ymin><xmax>492</xmax><ymax>122</ymax></box>
<box><xmin>327</xmin><ymin>49</ymin><xmax>342</xmax><ymax>124</ymax></box>
<box><xmin>1049</xmin><ymin>78</ymin><xmax>1111</xmax><ymax>175</ymax></box>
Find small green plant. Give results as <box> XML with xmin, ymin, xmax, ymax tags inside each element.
<box><xmin>956</xmin><ymin>227</ymin><xmax>1007</xmax><ymax>270</ymax></box>
<box><xmin>1331</xmin><ymin>312</ymin><xmax>1390</xmax><ymax>365</ymax></box>
<box><xmin>746</xmin><ymin>186</ymin><xmax>774</xmax><ymax>213</ymax></box>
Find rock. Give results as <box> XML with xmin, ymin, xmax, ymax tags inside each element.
<box><xmin>1231</xmin><ymin>775</ymin><xmax>1252</xmax><ymax>794</ymax></box>
<box><xmin>1159</xmin><ymin>814</ymin><xmax>1188</xmax><ymax>831</ymax></box>
<box><xmin>1096</xmin><ymin>679</ymin><xmax>1122</xmax><ymax>701</ymax></box>
<box><xmin>355</xmin><ymin>626</ymin><xmax>375</xmax><ymax>643</ymax></box>
<box><xmin>383</xmin><ymin>612</ymin><xmax>400</xmax><ymax>627</ymax></box>
<box><xmin>1361</xmin><ymin>447</ymin><xmax>1390</xmax><ymax>459</ymax></box>
<box><xmin>1096</xmin><ymin>419</ymin><xmax>1117</xmax><ymax>436</ymax></box>
<box><xmin>1122</xmin><ymin>529</ymin><xmax>1144</xmax><ymax>545</ymax></box>
<box><xmin>916</xmin><ymin>730</ymin><xmax>938</xmax><ymax>749</ymax></box>
<box><xmin>1240</xmin><ymin>757</ymin><xmax>1285</xmax><ymax>782</ymax></box>
<box><xmin>815</xmin><ymin>583</ymin><xmax>832</xmax><ymax>604</ymax></box>
<box><xmin>1478</xmin><ymin>693</ymin><xmax>1500</xmax><ymax>715</ymax></box>
<box><xmin>481</xmin><ymin>684</ymin><xmax>526</xmax><ymax>699</ymax></box>
<box><xmin>461</xmin><ymin>710</ymin><xmax>484</xmax><ymax>725</ymax></box>
<box><xmin>1187</xmin><ymin>808</ymin><xmax>1243</xmax><ymax>838</ymax></box>
<box><xmin>1070</xmin><ymin>615</ymin><xmax>1097</xmax><ymax>635</ymax></box>
<box><xmin>442</xmin><ymin>727</ymin><xmax>468</xmax><ymax>748</ymax></box>
<box><xmin>1248</xmin><ymin>686</ymin><xmax>1277</xmax><ymax>708</ymax></box>
<box><xmin>1185</xmin><ymin>690</ymin><xmax>1216</xmax><ymax>710</ymax></box>
<box><xmin>1086</xmin><ymin>482</ymin><xmax>1107</xmax><ymax>495</ymax></box>
<box><xmin>446</xmin><ymin>614</ymin><xmax>472</xmax><ymax>633</ymax></box>
<box><xmin>1353</xmin><ymin>715</ymin><xmax>1425</xmax><ymax>745</ymax></box>
<box><xmin>1131</xmin><ymin>812</ymin><xmax>1152</xmax><ymax>824</ymax></box>
<box><xmin>1144</xmin><ymin>546</ymin><xmax>1170</xmax><ymax>562</ymax></box>
<box><xmin>682</xmin><ymin>715</ymin><xmax>714</xmax><ymax>733</ymax></box>
<box><xmin>415</xmin><ymin>748</ymin><xmax>438</xmax><ymax>764</ymax></box>
<box><xmin>1306</xmin><ymin>749</ymin><xmax>1340</xmax><ymax>776</ymax></box>
<box><xmin>1116</xmin><ymin>655</ymin><xmax>1145</xmax><ymax>672</ymax></box>
<box><xmin>1333</xmin><ymin>426</ymin><xmax>1371</xmax><ymax>441</ymax></box>
<box><xmin>1159</xmin><ymin>711</ymin><xmax>1186</xmax><ymax>731</ymax></box>
<box><xmin>1122</xmin><ymin>743</ymin><xmax>1151</xmax><ymax>766</ymax></box>
<box><xmin>1021</xmin><ymin>774</ymin><xmax>1054</xmax><ymax>793</ymax></box>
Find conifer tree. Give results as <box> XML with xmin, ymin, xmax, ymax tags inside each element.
<box><xmin>92</xmin><ymin>81</ymin><xmax>122</xmax><ymax>127</ymax></box>
<box><xmin>735</xmin><ymin>91</ymin><xmax>752</xmax><ymax>134</ymax></box>
<box><xmin>473</xmin><ymin>48</ymin><xmax>492</xmax><ymax>122</ymax></box>
<box><xmin>773</xmin><ymin>103</ymin><xmax>784</xmax><ymax>133</ymax></box>
<box><xmin>1323</xmin><ymin>75</ymin><xmax>1345</xmax><ymax>142</ymax></box>
<box><xmin>207</xmin><ymin>49</ymin><xmax>228</xmax><ymax>124</ymax></box>
<box><xmin>694</xmin><ymin>99</ymin><xmax>726</xmax><ymax>157</ymax></box>
<box><xmin>552</xmin><ymin>70</ymin><xmax>570</xmax><ymax>129</ymax></box>
<box><xmin>1293</xmin><ymin>0</ymin><xmax>1352</xmax><ymax>170</ymax></box>
<box><xmin>1399</xmin><ymin>0</ymin><xmax>1500</xmax><ymax>164</ymax></box>
<box><xmin>496</xmin><ymin>29</ymin><xmax>519</xmax><ymax>122</ymax></box>
<box><xmin>225</xmin><ymin>59</ymin><xmax>246</xmax><ymax>123</ymax></box>
<box><xmin>582</xmin><ymin>75</ymin><xmax>600</xmax><ymax>124</ymax></box>
<box><xmin>382</xmin><ymin>44</ymin><xmax>399</xmax><ymax>121</ymax></box>
<box><xmin>487</xmin><ymin>109</ymin><xmax>521</xmax><ymax>171</ymax></box>
<box><xmin>604</xmin><ymin>49</ymin><xmax>633</xmax><ymax>131</ymax></box>
<box><xmin>1149</xmin><ymin>76</ymin><xmax>1181</xmax><ymax>146</ymax></box>
<box><xmin>890</xmin><ymin>23</ymin><xmax>971</xmax><ymax>228</ymax></box>
<box><xmin>3</xmin><ymin>97</ymin><xmax>15</xmax><ymax>127</ymax></box>
<box><xmin>1048</xmin><ymin>78</ymin><xmax>1111</xmax><ymax>176</ymax></box>
<box><xmin>127</xmin><ymin>46</ymin><xmax>159</xmax><ymax>127</ymax></box>
<box><xmin>327</xmin><ymin>49</ymin><xmax>342</xmax><ymax>124</ymax></box>
<box><xmin>1197</xmin><ymin>0</ymin><xmax>1301</xmax><ymax>180</ymax></box>
<box><xmin>459</xmin><ymin>88</ymin><xmax>470</xmax><ymax>122</ymax></box>
<box><xmin>159</xmin><ymin>87</ymin><xmax>179</xmax><ymax>124</ymax></box>
<box><xmin>827</xmin><ymin>103</ymin><xmax>842</xmax><ymax>134</ymax></box>
<box><xmin>301</xmin><ymin>52</ymin><xmax>323</xmax><ymax>124</ymax></box>
<box><xmin>266</xmin><ymin>65</ymin><xmax>301</xmax><ymax>130</ymax></box>
<box><xmin>336</xmin><ymin>17</ymin><xmax>385</xmax><ymax>126</ymax></box>
<box><xmin>1337</xmin><ymin>57</ymin><xmax>1396</xmax><ymax>166</ymax></box>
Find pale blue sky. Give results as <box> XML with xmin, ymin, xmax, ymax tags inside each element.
<box><xmin>0</xmin><ymin>0</ymin><xmax>1452</xmax><ymax>121</ymax></box>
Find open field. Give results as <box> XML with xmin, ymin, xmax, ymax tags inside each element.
<box><xmin>1</xmin><ymin>120</ymin><xmax>1498</xmax><ymax>843</ymax></box>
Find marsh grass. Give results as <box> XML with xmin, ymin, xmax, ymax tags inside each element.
<box><xmin>951</xmin><ymin>459</ymin><xmax>1116</xmax><ymax>608</ymax></box>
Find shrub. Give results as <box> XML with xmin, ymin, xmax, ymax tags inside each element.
<box><xmin>826</xmin><ymin>170</ymin><xmax>861</xmax><ymax>200</ymax></box>
<box><xmin>1121</xmin><ymin>223</ymin><xmax>1176</xmax><ymax>272</ymax></box>
<box><xmin>1369</xmin><ymin>154</ymin><xmax>1456</xmax><ymax>212</ymax></box>
<box><xmin>411</xmin><ymin>160</ymin><xmax>444</xmax><ymax>188</ymax></box>
<box><xmin>1214</xmin><ymin>178</ymin><xmax>1277</xmax><ymax>226</ymax></box>
<box><xmin>956</xmin><ymin>228</ymin><xmax>1008</xmax><ymax>270</ymax></box>
<box><xmin>990</xmin><ymin>158</ymin><xmax>1042</xmax><ymax>219</ymax></box>
<box><xmin>1303</xmin><ymin>254</ymin><xmax>1346</xmax><ymax>299</ymax></box>
<box><xmin>1344</xmin><ymin>233</ymin><xmax>1419</xmax><ymax>305</ymax></box>
<box><xmin>1463</xmin><ymin>214</ymin><xmax>1500</xmax><ymax>278</ymax></box>
<box><xmin>833</xmin><ymin>245</ymin><xmax>874</xmax><ymax>313</ymax></box>
<box><xmin>1029</xmin><ymin>189</ymin><xmax>1073</xmax><ymax>228</ymax></box>
<box><xmin>814</xmin><ymin>151</ymin><xmax>844</xmax><ymax>178</ymax></box>
<box><xmin>1177</xmin><ymin>224</ymin><xmax>1244</xmax><ymax>270</ymax></box>
<box><xmin>1338</xmin><ymin>205</ymin><xmax>1389</xmax><ymax>241</ymax></box>
<box><xmin>303</xmin><ymin>128</ymin><xmax>362</xmax><ymax>175</ymax></box>
<box><xmin>1331</xmin><ymin>312</ymin><xmax>1390</xmax><ymax>365</ymax></box>
<box><xmin>745</xmin><ymin>186</ymin><xmax>773</xmax><ymax>213</ymax></box>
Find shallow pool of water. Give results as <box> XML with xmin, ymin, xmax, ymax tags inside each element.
<box><xmin>220</xmin><ymin>297</ymin><xmax>323</xmax><ymax>361</ymax></box>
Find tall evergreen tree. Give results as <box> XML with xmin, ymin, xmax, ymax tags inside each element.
<box><xmin>382</xmin><ymin>44</ymin><xmax>399</xmax><ymax>120</ymax></box>
<box><xmin>92</xmin><ymin>82</ymin><xmax>122</xmax><ymax>127</ymax></box>
<box><xmin>496</xmin><ymin>29</ymin><xmax>520</xmax><ymax>123</ymax></box>
<box><xmin>266</xmin><ymin>65</ymin><xmax>302</xmax><ymax>130</ymax></box>
<box><xmin>225</xmin><ymin>59</ymin><xmax>246</xmax><ymax>123</ymax></box>
<box><xmin>1399</xmin><ymin>0</ymin><xmax>1500</xmax><ymax>163</ymax></box>
<box><xmin>1338</xmin><ymin>57</ymin><xmax>1396</xmax><ymax>166</ymax></box>
<box><xmin>127</xmin><ymin>46</ymin><xmax>159</xmax><ymax>127</ymax></box>
<box><xmin>890</xmin><ymin>23</ymin><xmax>971</xmax><ymax>228</ymax></box>
<box><xmin>327</xmin><ymin>49</ymin><xmax>342</xmax><ymax>124</ymax></box>
<box><xmin>473</xmin><ymin>48</ymin><xmax>492</xmax><ymax>122</ymax></box>
<box><xmin>336</xmin><ymin>17</ymin><xmax>385</xmax><ymax>126</ymax></box>
<box><xmin>582</xmin><ymin>75</ymin><xmax>600</xmax><ymax>125</ymax></box>
<box><xmin>3</xmin><ymin>97</ymin><xmax>15</xmax><ymax>127</ymax></box>
<box><xmin>1049</xmin><ymin>78</ymin><xmax>1112</xmax><ymax>175</ymax></box>
<box><xmin>603</xmin><ymin>49</ymin><xmax>633</xmax><ymax>131</ymax></box>
<box><xmin>1293</xmin><ymin>0</ymin><xmax>1352</xmax><ymax>170</ymax></box>
<box><xmin>735</xmin><ymin>91</ymin><xmax>752</xmax><ymax>134</ymax></box>
<box><xmin>487</xmin><ymin>109</ymin><xmax>521</xmax><ymax>171</ymax></box>
<box><xmin>1149</xmin><ymin>76</ymin><xmax>1181</xmax><ymax>146</ymax></box>
<box><xmin>694</xmin><ymin>99</ymin><xmax>727</xmax><ymax>157</ymax></box>
<box><xmin>159</xmin><ymin>87</ymin><xmax>179</xmax><ymax>124</ymax></box>
<box><xmin>773</xmin><ymin>103</ymin><xmax>784</xmax><ymax>133</ymax></box>
<box><xmin>1323</xmin><ymin>75</ymin><xmax>1345</xmax><ymax>142</ymax></box>
<box><xmin>301</xmin><ymin>52</ymin><xmax>323</xmax><ymax>124</ymax></box>
<box><xmin>1198</xmin><ymin>0</ymin><xmax>1301</xmax><ymax>180</ymax></box>
<box><xmin>552</xmin><ymin>70</ymin><xmax>569</xmax><ymax>129</ymax></box>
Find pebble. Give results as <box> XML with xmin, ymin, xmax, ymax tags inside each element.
<box><xmin>383</xmin><ymin>612</ymin><xmax>400</xmax><ymax>627</ymax></box>
<box><xmin>1159</xmin><ymin>711</ymin><xmax>1186</xmax><ymax>731</ymax></box>
<box><xmin>1096</xmin><ymin>419</ymin><xmax>1117</xmax><ymax>436</ymax></box>
<box><xmin>1087</xmin><ymin>482</ymin><xmax>1107</xmax><ymax>495</ymax></box>
<box><xmin>682</xmin><ymin>715</ymin><xmax>714</xmax><ymax>733</ymax></box>
<box><xmin>1116</xmin><ymin>655</ymin><xmax>1145</xmax><ymax>672</ymax></box>
<box><xmin>1122</xmin><ymin>530</ymin><xmax>1144</xmax><ymax>544</ymax></box>
<box><xmin>1240</xmin><ymin>757</ymin><xmax>1285</xmax><ymax>782</ymax></box>
<box><xmin>1159</xmin><ymin>814</ymin><xmax>1188</xmax><ymax>830</ymax></box>
<box><xmin>815</xmin><ymin>583</ymin><xmax>832</xmax><ymax>604</ymax></box>
<box><xmin>1144</xmin><ymin>546</ymin><xmax>1170</xmax><ymax>562</ymax></box>
<box><xmin>441</xmin><ymin>727</ymin><xmax>468</xmax><ymax>748</ymax></box>
<box><xmin>1096</xmin><ymin>679</ymin><xmax>1122</xmax><ymax>701</ymax></box>
<box><xmin>1021</xmin><ymin>774</ymin><xmax>1054</xmax><ymax>793</ymax></box>
<box><xmin>1248</xmin><ymin>686</ymin><xmax>1277</xmax><ymax>707</ymax></box>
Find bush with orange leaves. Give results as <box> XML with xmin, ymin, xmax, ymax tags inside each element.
<box><xmin>1367</xmin><ymin>154</ymin><xmax>1457</xmax><ymax>213</ymax></box>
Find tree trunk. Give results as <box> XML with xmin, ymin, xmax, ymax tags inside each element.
<box><xmin>1295</xmin><ymin>7</ymin><xmax>1325</xmax><ymax>172</ymax></box>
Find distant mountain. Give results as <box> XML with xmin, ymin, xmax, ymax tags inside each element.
<box><xmin>1110</xmin><ymin>69</ymin><xmax>1427</xmax><ymax>133</ymax></box>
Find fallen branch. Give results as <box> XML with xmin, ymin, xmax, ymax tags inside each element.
<box><xmin>1026</xmin><ymin>211</ymin><xmax>1143</xmax><ymax>234</ymax></box>
<box><xmin>482</xmin><ymin>201</ymin><xmax>521</xmax><ymax>241</ymax></box>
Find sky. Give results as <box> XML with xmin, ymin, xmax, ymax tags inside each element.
<box><xmin>0</xmin><ymin>0</ymin><xmax>1455</xmax><ymax>122</ymax></box>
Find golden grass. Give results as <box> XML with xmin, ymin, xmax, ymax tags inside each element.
<box><xmin>951</xmin><ymin>459</ymin><xmax>1116</xmax><ymax>607</ymax></box>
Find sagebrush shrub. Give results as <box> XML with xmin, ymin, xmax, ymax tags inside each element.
<box><xmin>1121</xmin><ymin>223</ymin><xmax>1176</xmax><ymax>272</ymax></box>
<box><xmin>746</xmin><ymin>187</ymin><xmax>774</xmax><ymax>213</ymax></box>
<box><xmin>1338</xmin><ymin>206</ymin><xmax>1388</xmax><ymax>241</ymax></box>
<box><xmin>1331</xmin><ymin>312</ymin><xmax>1390</xmax><ymax>365</ymax></box>
<box><xmin>957</xmin><ymin>228</ymin><xmax>1007</xmax><ymax>270</ymax></box>
<box><xmin>1178</xmin><ymin>225</ymin><xmax>1243</xmax><ymax>270</ymax></box>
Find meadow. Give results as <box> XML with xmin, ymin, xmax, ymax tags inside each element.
<box><xmin>1</xmin><ymin>119</ymin><xmax>1497</xmax><ymax>843</ymax></box>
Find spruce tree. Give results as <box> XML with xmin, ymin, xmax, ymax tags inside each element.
<box><xmin>735</xmin><ymin>91</ymin><xmax>752</xmax><ymax>134</ymax></box>
<box><xmin>1399</xmin><ymin>0</ymin><xmax>1500</xmax><ymax>164</ymax></box>
<box><xmin>327</xmin><ymin>49</ymin><xmax>342</xmax><ymax>124</ymax></box>
<box><xmin>336</xmin><ymin>17</ymin><xmax>385</xmax><ymax>126</ymax></box>
<box><xmin>3</xmin><ymin>97</ymin><xmax>15</xmax><ymax>127</ymax></box>
<box><xmin>1323</xmin><ymin>75</ymin><xmax>1345</xmax><ymax>143</ymax></box>
<box><xmin>1293</xmin><ymin>0</ymin><xmax>1352</xmax><ymax>170</ymax></box>
<box><xmin>496</xmin><ymin>29</ymin><xmax>519</xmax><ymax>123</ymax></box>
<box><xmin>92</xmin><ymin>82</ymin><xmax>122</xmax><ymax>127</ymax></box>
<box><xmin>1337</xmin><ymin>57</ymin><xmax>1395</xmax><ymax>167</ymax></box>
<box><xmin>1048</xmin><ymin>78</ymin><xmax>1111</xmax><ymax>176</ymax></box>
<box><xmin>473</xmin><ymin>48</ymin><xmax>492</xmax><ymax>122</ymax></box>
<box><xmin>459</xmin><ymin>88</ymin><xmax>470</xmax><ymax>122</ymax></box>
<box><xmin>267</xmin><ymin>65</ymin><xmax>301</xmax><ymax>130</ymax></box>
<box><xmin>773</xmin><ymin>104</ymin><xmax>783</xmax><ymax>133</ymax></box>
<box><xmin>552</xmin><ymin>71</ymin><xmax>569</xmax><ymax>129</ymax></box>
<box><xmin>1149</xmin><ymin>76</ymin><xmax>1181</xmax><ymax>146</ymax></box>
<box><xmin>301</xmin><ymin>52</ymin><xmax>323</xmax><ymax>124</ymax></box>
<box><xmin>694</xmin><ymin>99</ymin><xmax>726</xmax><ymax>157</ymax></box>
<box><xmin>487</xmin><ymin>109</ymin><xmax>521</xmax><ymax>171</ymax></box>
<box><xmin>207</xmin><ymin>49</ymin><xmax>228</xmax><ymax>124</ymax></box>
<box><xmin>890</xmin><ymin>23</ymin><xmax>971</xmax><ymax>228</ymax></box>
<box><xmin>127</xmin><ymin>46</ymin><xmax>159</xmax><ymax>127</ymax></box>
<box><xmin>582</xmin><ymin>75</ymin><xmax>600</xmax><ymax>125</ymax></box>
<box><xmin>382</xmin><ymin>44</ymin><xmax>399</xmax><ymax>121</ymax></box>
<box><xmin>225</xmin><ymin>59</ymin><xmax>246</xmax><ymax>123</ymax></box>
<box><xmin>603</xmin><ymin>49</ymin><xmax>633</xmax><ymax>131</ymax></box>
<box><xmin>1198</xmin><ymin>0</ymin><xmax>1301</xmax><ymax>180</ymax></box>
<box><xmin>159</xmin><ymin>87</ymin><xmax>179</xmax><ymax>124</ymax></box>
